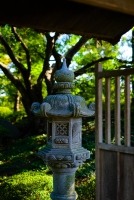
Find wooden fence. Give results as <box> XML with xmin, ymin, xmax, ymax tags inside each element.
<box><xmin>95</xmin><ymin>63</ymin><xmax>134</xmax><ymax>200</ymax></box>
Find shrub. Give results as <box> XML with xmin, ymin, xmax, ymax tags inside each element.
<box><xmin>0</xmin><ymin>170</ymin><xmax>53</xmax><ymax>200</ymax></box>
<box><xmin>76</xmin><ymin>172</ymin><xmax>96</xmax><ymax>200</ymax></box>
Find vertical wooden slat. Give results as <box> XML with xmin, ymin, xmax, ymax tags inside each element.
<box><xmin>115</xmin><ymin>76</ymin><xmax>121</xmax><ymax>145</ymax></box>
<box><xmin>95</xmin><ymin>63</ymin><xmax>103</xmax><ymax>143</ymax></box>
<box><xmin>124</xmin><ymin>75</ymin><xmax>131</xmax><ymax>146</ymax></box>
<box><xmin>95</xmin><ymin>63</ymin><xmax>103</xmax><ymax>200</ymax></box>
<box><xmin>105</xmin><ymin>78</ymin><xmax>111</xmax><ymax>144</ymax></box>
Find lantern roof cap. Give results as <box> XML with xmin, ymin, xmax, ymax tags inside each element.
<box><xmin>42</xmin><ymin>58</ymin><xmax>95</xmax><ymax>118</ymax></box>
<box><xmin>54</xmin><ymin>58</ymin><xmax>74</xmax><ymax>83</ymax></box>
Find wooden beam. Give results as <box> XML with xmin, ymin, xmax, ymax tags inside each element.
<box><xmin>71</xmin><ymin>0</ymin><xmax>134</xmax><ymax>16</ymax></box>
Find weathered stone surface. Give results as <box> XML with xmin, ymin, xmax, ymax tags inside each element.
<box><xmin>31</xmin><ymin>58</ymin><xmax>95</xmax><ymax>200</ymax></box>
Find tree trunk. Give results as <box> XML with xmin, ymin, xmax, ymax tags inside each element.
<box><xmin>14</xmin><ymin>91</ymin><xmax>20</xmax><ymax>112</ymax></box>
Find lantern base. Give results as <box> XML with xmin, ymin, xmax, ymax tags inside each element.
<box><xmin>50</xmin><ymin>167</ymin><xmax>78</xmax><ymax>200</ymax></box>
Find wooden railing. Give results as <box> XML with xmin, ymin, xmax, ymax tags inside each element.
<box><xmin>95</xmin><ymin>63</ymin><xmax>134</xmax><ymax>147</ymax></box>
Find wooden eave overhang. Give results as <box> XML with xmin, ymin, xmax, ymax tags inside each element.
<box><xmin>0</xmin><ymin>0</ymin><xmax>134</xmax><ymax>44</ymax></box>
<box><xmin>71</xmin><ymin>0</ymin><xmax>134</xmax><ymax>16</ymax></box>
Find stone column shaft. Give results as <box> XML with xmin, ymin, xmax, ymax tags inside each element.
<box><xmin>50</xmin><ymin>168</ymin><xmax>78</xmax><ymax>200</ymax></box>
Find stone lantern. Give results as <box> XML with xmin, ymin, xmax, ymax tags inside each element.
<box><xmin>31</xmin><ymin>58</ymin><xmax>95</xmax><ymax>200</ymax></box>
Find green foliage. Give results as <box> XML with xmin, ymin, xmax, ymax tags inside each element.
<box><xmin>0</xmin><ymin>25</ymin><xmax>45</xmax><ymax>68</ymax></box>
<box><xmin>0</xmin><ymin>134</ymin><xmax>47</xmax><ymax>174</ymax></box>
<box><xmin>0</xmin><ymin>107</ymin><xmax>26</xmax><ymax>122</ymax></box>
<box><xmin>0</xmin><ymin>73</ymin><xmax>20</xmax><ymax>110</ymax></box>
<box><xmin>0</xmin><ymin>25</ymin><xmax>48</xmax><ymax>115</ymax></box>
<box><xmin>0</xmin><ymin>106</ymin><xmax>13</xmax><ymax>118</ymax></box>
<box><xmin>7</xmin><ymin>111</ymin><xmax>27</xmax><ymax>123</ymax></box>
<box><xmin>0</xmin><ymin>134</ymin><xmax>53</xmax><ymax>199</ymax></box>
<box><xmin>0</xmin><ymin>171</ymin><xmax>52</xmax><ymax>200</ymax></box>
<box><xmin>72</xmin><ymin>73</ymin><xmax>95</xmax><ymax>104</ymax></box>
<box><xmin>71</xmin><ymin>38</ymin><xmax>119</xmax><ymax>70</ymax></box>
<box><xmin>75</xmin><ymin>118</ymin><xmax>96</xmax><ymax>199</ymax></box>
<box><xmin>56</xmin><ymin>34</ymin><xmax>81</xmax><ymax>56</ymax></box>
<box><xmin>76</xmin><ymin>172</ymin><xmax>96</xmax><ymax>200</ymax></box>
<box><xmin>0</xmin><ymin>25</ymin><xmax>129</xmax><ymax>116</ymax></box>
<box><xmin>0</xmin><ymin>25</ymin><xmax>46</xmax><ymax>88</ymax></box>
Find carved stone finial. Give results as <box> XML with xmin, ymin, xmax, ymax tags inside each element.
<box><xmin>53</xmin><ymin>58</ymin><xmax>75</xmax><ymax>94</ymax></box>
<box><xmin>54</xmin><ymin>58</ymin><xmax>74</xmax><ymax>83</ymax></box>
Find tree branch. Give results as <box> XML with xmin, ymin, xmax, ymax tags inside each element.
<box><xmin>37</xmin><ymin>32</ymin><xmax>54</xmax><ymax>83</ymax></box>
<box><xmin>0</xmin><ymin>33</ymin><xmax>27</xmax><ymax>76</ymax></box>
<box><xmin>52</xmin><ymin>47</ymin><xmax>62</xmax><ymax>69</ymax></box>
<box><xmin>52</xmin><ymin>32</ymin><xmax>62</xmax><ymax>69</ymax></box>
<box><xmin>74</xmin><ymin>56</ymin><xmax>113</xmax><ymax>76</ymax></box>
<box><xmin>0</xmin><ymin>62</ymin><xmax>27</xmax><ymax>95</ymax></box>
<box><xmin>11</xmin><ymin>26</ymin><xmax>31</xmax><ymax>75</ymax></box>
<box><xmin>65</xmin><ymin>36</ymin><xmax>90</xmax><ymax>66</ymax></box>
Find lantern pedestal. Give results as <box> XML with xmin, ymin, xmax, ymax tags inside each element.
<box><xmin>37</xmin><ymin>141</ymin><xmax>90</xmax><ymax>200</ymax></box>
<box><xmin>50</xmin><ymin>167</ymin><xmax>78</xmax><ymax>200</ymax></box>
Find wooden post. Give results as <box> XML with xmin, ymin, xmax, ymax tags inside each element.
<box><xmin>95</xmin><ymin>62</ymin><xmax>103</xmax><ymax>200</ymax></box>
<box><xmin>115</xmin><ymin>76</ymin><xmax>121</xmax><ymax>145</ymax></box>
<box><xmin>124</xmin><ymin>75</ymin><xmax>131</xmax><ymax>146</ymax></box>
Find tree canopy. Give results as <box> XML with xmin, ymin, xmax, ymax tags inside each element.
<box><xmin>0</xmin><ymin>25</ymin><xmax>132</xmax><ymax>117</ymax></box>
